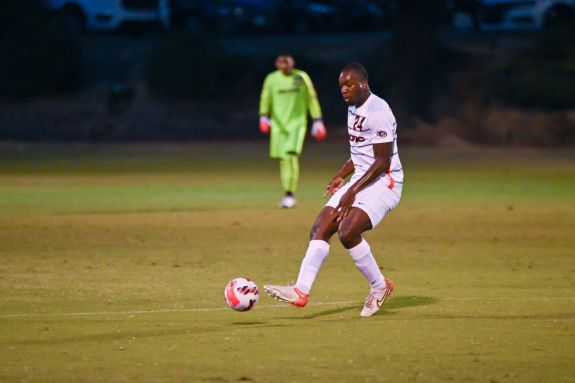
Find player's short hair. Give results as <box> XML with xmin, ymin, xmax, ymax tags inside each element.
<box><xmin>277</xmin><ymin>53</ymin><xmax>293</xmax><ymax>60</ymax></box>
<box><xmin>341</xmin><ymin>63</ymin><xmax>369</xmax><ymax>82</ymax></box>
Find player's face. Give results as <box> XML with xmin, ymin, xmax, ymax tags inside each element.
<box><xmin>276</xmin><ymin>56</ymin><xmax>294</xmax><ymax>75</ymax></box>
<box><xmin>339</xmin><ymin>70</ymin><xmax>365</xmax><ymax>106</ymax></box>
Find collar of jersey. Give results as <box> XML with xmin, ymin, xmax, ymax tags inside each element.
<box><xmin>352</xmin><ymin>94</ymin><xmax>374</xmax><ymax>115</ymax></box>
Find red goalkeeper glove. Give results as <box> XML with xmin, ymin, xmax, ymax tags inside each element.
<box><xmin>311</xmin><ymin>119</ymin><xmax>327</xmax><ymax>141</ymax></box>
<box><xmin>259</xmin><ymin>116</ymin><xmax>271</xmax><ymax>134</ymax></box>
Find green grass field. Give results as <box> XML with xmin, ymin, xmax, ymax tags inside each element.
<box><xmin>0</xmin><ymin>141</ymin><xmax>574</xmax><ymax>383</ymax></box>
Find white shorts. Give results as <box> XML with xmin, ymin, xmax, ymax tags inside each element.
<box><xmin>326</xmin><ymin>176</ymin><xmax>402</xmax><ymax>228</ymax></box>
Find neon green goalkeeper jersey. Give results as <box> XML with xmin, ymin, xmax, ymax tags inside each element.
<box><xmin>259</xmin><ymin>69</ymin><xmax>322</xmax><ymax>159</ymax></box>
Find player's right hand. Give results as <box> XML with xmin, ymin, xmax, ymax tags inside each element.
<box><xmin>333</xmin><ymin>189</ymin><xmax>357</xmax><ymax>222</ymax></box>
<box><xmin>323</xmin><ymin>176</ymin><xmax>345</xmax><ymax>197</ymax></box>
<box><xmin>259</xmin><ymin>116</ymin><xmax>271</xmax><ymax>134</ymax></box>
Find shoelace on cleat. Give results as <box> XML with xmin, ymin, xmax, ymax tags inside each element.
<box><xmin>364</xmin><ymin>293</ymin><xmax>375</xmax><ymax>309</ymax></box>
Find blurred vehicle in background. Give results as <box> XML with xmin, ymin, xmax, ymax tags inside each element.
<box><xmin>481</xmin><ymin>0</ymin><xmax>575</xmax><ymax>29</ymax></box>
<box><xmin>168</xmin><ymin>0</ymin><xmax>207</xmax><ymax>31</ymax></box>
<box><xmin>40</xmin><ymin>0</ymin><xmax>170</xmax><ymax>33</ymax></box>
<box><xmin>169</xmin><ymin>0</ymin><xmax>280</xmax><ymax>34</ymax></box>
<box><xmin>167</xmin><ymin>0</ymin><xmax>395</xmax><ymax>35</ymax></box>
<box><xmin>447</xmin><ymin>0</ymin><xmax>482</xmax><ymax>28</ymax></box>
<box><xmin>449</xmin><ymin>0</ymin><xmax>575</xmax><ymax>29</ymax></box>
<box><xmin>284</xmin><ymin>0</ymin><xmax>392</xmax><ymax>34</ymax></box>
<box><xmin>208</xmin><ymin>0</ymin><xmax>278</xmax><ymax>33</ymax></box>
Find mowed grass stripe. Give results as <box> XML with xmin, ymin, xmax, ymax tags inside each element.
<box><xmin>0</xmin><ymin>297</ymin><xmax>574</xmax><ymax>319</ymax></box>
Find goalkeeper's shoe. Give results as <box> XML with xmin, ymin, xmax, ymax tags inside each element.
<box><xmin>279</xmin><ymin>195</ymin><xmax>296</xmax><ymax>209</ymax></box>
<box><xmin>360</xmin><ymin>278</ymin><xmax>394</xmax><ymax>317</ymax></box>
<box><xmin>263</xmin><ymin>284</ymin><xmax>308</xmax><ymax>307</ymax></box>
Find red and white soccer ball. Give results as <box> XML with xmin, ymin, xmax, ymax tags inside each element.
<box><xmin>224</xmin><ymin>277</ymin><xmax>259</xmax><ymax>312</ymax></box>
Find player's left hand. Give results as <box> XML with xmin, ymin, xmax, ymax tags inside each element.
<box><xmin>311</xmin><ymin>119</ymin><xmax>327</xmax><ymax>141</ymax></box>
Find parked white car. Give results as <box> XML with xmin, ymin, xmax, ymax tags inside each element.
<box><xmin>41</xmin><ymin>0</ymin><xmax>170</xmax><ymax>32</ymax></box>
<box><xmin>451</xmin><ymin>0</ymin><xmax>575</xmax><ymax>29</ymax></box>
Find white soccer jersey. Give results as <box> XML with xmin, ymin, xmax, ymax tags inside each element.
<box><xmin>347</xmin><ymin>94</ymin><xmax>403</xmax><ymax>189</ymax></box>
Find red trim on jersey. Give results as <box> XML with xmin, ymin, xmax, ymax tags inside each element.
<box><xmin>386</xmin><ymin>169</ymin><xmax>395</xmax><ymax>190</ymax></box>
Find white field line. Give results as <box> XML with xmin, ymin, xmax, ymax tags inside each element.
<box><xmin>0</xmin><ymin>301</ymin><xmax>358</xmax><ymax>318</ymax></box>
<box><xmin>0</xmin><ymin>297</ymin><xmax>574</xmax><ymax>319</ymax></box>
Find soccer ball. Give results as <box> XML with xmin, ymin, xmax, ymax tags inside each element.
<box><xmin>224</xmin><ymin>277</ymin><xmax>259</xmax><ymax>312</ymax></box>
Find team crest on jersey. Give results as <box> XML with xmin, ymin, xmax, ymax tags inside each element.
<box><xmin>377</xmin><ymin>130</ymin><xmax>387</xmax><ymax>138</ymax></box>
<box><xmin>293</xmin><ymin>75</ymin><xmax>303</xmax><ymax>87</ymax></box>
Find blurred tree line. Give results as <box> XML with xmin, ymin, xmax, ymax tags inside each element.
<box><xmin>490</xmin><ymin>26</ymin><xmax>575</xmax><ymax>110</ymax></box>
<box><xmin>0</xmin><ymin>0</ymin><xmax>574</xmax><ymax>142</ymax></box>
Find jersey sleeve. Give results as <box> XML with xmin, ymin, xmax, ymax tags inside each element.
<box><xmin>369</xmin><ymin>109</ymin><xmax>396</xmax><ymax>144</ymax></box>
<box><xmin>300</xmin><ymin>71</ymin><xmax>322</xmax><ymax>120</ymax></box>
<box><xmin>259</xmin><ymin>74</ymin><xmax>272</xmax><ymax>116</ymax></box>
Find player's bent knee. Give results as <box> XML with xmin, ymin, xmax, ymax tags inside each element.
<box><xmin>310</xmin><ymin>221</ymin><xmax>334</xmax><ymax>241</ymax></box>
<box><xmin>337</xmin><ymin>225</ymin><xmax>361</xmax><ymax>248</ymax></box>
<box><xmin>309</xmin><ymin>222</ymin><xmax>321</xmax><ymax>240</ymax></box>
<box><xmin>309</xmin><ymin>208</ymin><xmax>338</xmax><ymax>241</ymax></box>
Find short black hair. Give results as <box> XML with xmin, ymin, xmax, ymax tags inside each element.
<box><xmin>341</xmin><ymin>62</ymin><xmax>369</xmax><ymax>82</ymax></box>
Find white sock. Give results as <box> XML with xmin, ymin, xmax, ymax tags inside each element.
<box><xmin>347</xmin><ymin>239</ymin><xmax>386</xmax><ymax>291</ymax></box>
<box><xmin>295</xmin><ymin>240</ymin><xmax>330</xmax><ymax>294</ymax></box>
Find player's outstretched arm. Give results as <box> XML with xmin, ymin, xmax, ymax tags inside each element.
<box><xmin>301</xmin><ymin>72</ymin><xmax>322</xmax><ymax>120</ymax></box>
<box><xmin>333</xmin><ymin>142</ymin><xmax>393</xmax><ymax>222</ymax></box>
<box><xmin>258</xmin><ymin>75</ymin><xmax>272</xmax><ymax>134</ymax></box>
<box><xmin>348</xmin><ymin>142</ymin><xmax>393</xmax><ymax>191</ymax></box>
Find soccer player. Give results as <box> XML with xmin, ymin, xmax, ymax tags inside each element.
<box><xmin>259</xmin><ymin>53</ymin><xmax>327</xmax><ymax>208</ymax></box>
<box><xmin>264</xmin><ymin>63</ymin><xmax>404</xmax><ymax>317</ymax></box>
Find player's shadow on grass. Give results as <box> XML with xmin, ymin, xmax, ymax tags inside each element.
<box><xmin>232</xmin><ymin>321</ymin><xmax>267</xmax><ymax>326</ymax></box>
<box><xmin>280</xmin><ymin>295</ymin><xmax>438</xmax><ymax>320</ymax></box>
<box><xmin>385</xmin><ymin>295</ymin><xmax>438</xmax><ymax>310</ymax></box>
<box><xmin>8</xmin><ymin>322</ymin><xmax>285</xmax><ymax>346</ymax></box>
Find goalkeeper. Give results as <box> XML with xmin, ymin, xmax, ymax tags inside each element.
<box><xmin>259</xmin><ymin>53</ymin><xmax>327</xmax><ymax>208</ymax></box>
